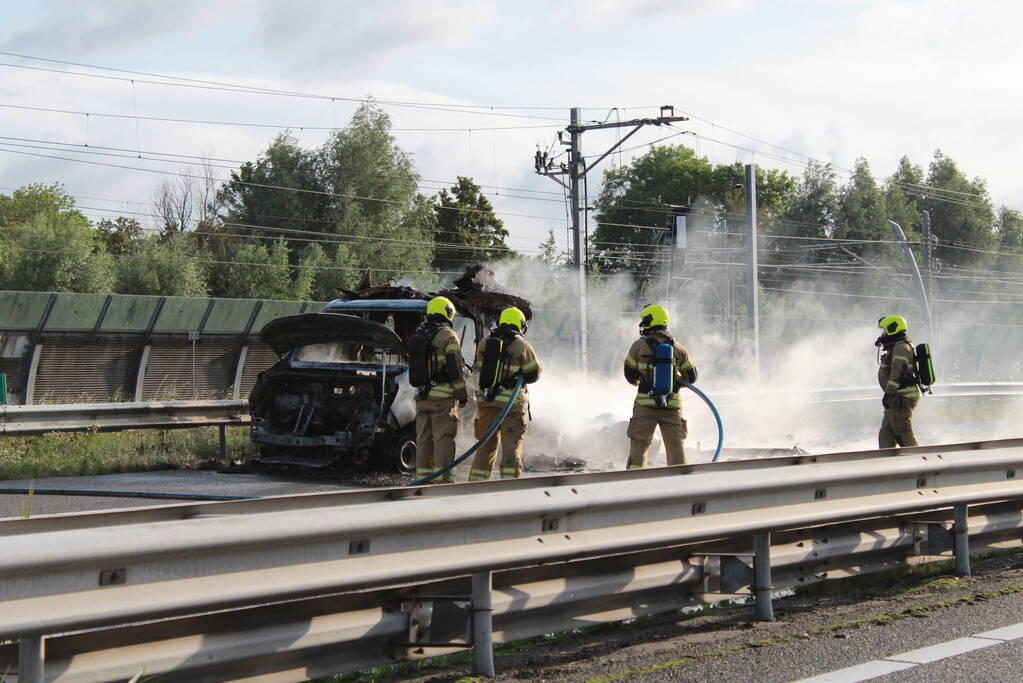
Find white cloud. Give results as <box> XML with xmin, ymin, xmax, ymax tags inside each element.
<box><xmin>3</xmin><ymin>0</ymin><xmax>240</xmax><ymax>54</ymax></box>
<box><xmin>567</xmin><ymin>0</ymin><xmax>753</xmax><ymax>22</ymax></box>
<box><xmin>5</xmin><ymin>0</ymin><xmax>1023</xmax><ymax>249</ymax></box>
<box><xmin>255</xmin><ymin>0</ymin><xmax>500</xmax><ymax>77</ymax></box>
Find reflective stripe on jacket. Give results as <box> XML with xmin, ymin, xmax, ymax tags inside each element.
<box><xmin>878</xmin><ymin>340</ymin><xmax>921</xmax><ymax>400</ymax></box>
<box><xmin>425</xmin><ymin>326</ymin><xmax>467</xmax><ymax>400</ymax></box>
<box><xmin>475</xmin><ymin>333</ymin><xmax>541</xmax><ymax>406</ymax></box>
<box><xmin>624</xmin><ymin>331</ymin><xmax>695</xmax><ymax>408</ymax></box>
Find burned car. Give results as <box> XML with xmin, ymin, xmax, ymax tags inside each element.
<box><xmin>249</xmin><ymin>266</ymin><xmax>530</xmax><ymax>474</ymax></box>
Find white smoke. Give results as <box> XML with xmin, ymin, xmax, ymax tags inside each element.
<box><xmin>480</xmin><ymin>258</ymin><xmax>1023</xmax><ymax>468</ymax></box>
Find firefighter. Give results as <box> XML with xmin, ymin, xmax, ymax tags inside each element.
<box><xmin>876</xmin><ymin>315</ymin><xmax>920</xmax><ymax>448</ymax></box>
<box><xmin>413</xmin><ymin>296</ymin><xmax>468</xmax><ymax>482</ymax></box>
<box><xmin>623</xmin><ymin>304</ymin><xmax>697</xmax><ymax>469</ymax></box>
<box><xmin>468</xmin><ymin>307</ymin><xmax>541</xmax><ymax>481</ymax></box>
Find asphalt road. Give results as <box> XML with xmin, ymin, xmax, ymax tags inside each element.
<box><xmin>0</xmin><ymin>470</ymin><xmax>359</xmax><ymax>518</ymax></box>
<box><xmin>641</xmin><ymin>589</ymin><xmax>1023</xmax><ymax>682</ymax></box>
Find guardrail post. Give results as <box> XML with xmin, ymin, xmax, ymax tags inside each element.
<box><xmin>954</xmin><ymin>504</ymin><xmax>971</xmax><ymax>576</ymax></box>
<box><xmin>219</xmin><ymin>424</ymin><xmax>228</xmax><ymax>461</ymax></box>
<box><xmin>19</xmin><ymin>635</ymin><xmax>44</xmax><ymax>683</ymax></box>
<box><xmin>754</xmin><ymin>532</ymin><xmax>774</xmax><ymax>621</ymax></box>
<box><xmin>471</xmin><ymin>571</ymin><xmax>495</xmax><ymax>677</ymax></box>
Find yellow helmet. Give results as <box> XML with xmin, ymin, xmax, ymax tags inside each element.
<box><xmin>640</xmin><ymin>304</ymin><xmax>669</xmax><ymax>331</ymax></box>
<box><xmin>499</xmin><ymin>306</ymin><xmax>527</xmax><ymax>333</ymax></box>
<box><xmin>878</xmin><ymin>315</ymin><xmax>908</xmax><ymax>337</ymax></box>
<box><xmin>426</xmin><ymin>296</ymin><xmax>455</xmax><ymax>322</ymax></box>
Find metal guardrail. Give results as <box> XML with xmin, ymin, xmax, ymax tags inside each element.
<box><xmin>713</xmin><ymin>381</ymin><xmax>1023</xmax><ymax>407</ymax></box>
<box><xmin>0</xmin><ymin>439</ymin><xmax>1022</xmax><ymax>681</ymax></box>
<box><xmin>4</xmin><ymin>502</ymin><xmax>1019</xmax><ymax>683</ymax></box>
<box><xmin>0</xmin><ymin>399</ymin><xmax>249</xmax><ymax>435</ymax></box>
<box><xmin>0</xmin><ymin>382</ymin><xmax>1017</xmax><ymax>439</ymax></box>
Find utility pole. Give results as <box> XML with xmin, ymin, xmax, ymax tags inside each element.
<box><xmin>744</xmin><ymin>164</ymin><xmax>760</xmax><ymax>383</ymax></box>
<box><xmin>568</xmin><ymin>108</ymin><xmax>587</xmax><ymax>369</ymax></box>
<box><xmin>921</xmin><ymin>210</ymin><xmax>936</xmax><ymax>343</ymax></box>
<box><xmin>535</xmin><ymin>106</ymin><xmax>689</xmax><ymax>370</ymax></box>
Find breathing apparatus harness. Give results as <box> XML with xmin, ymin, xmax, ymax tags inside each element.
<box><xmin>408</xmin><ymin>318</ymin><xmax>453</xmax><ymax>399</ymax></box>
<box><xmin>640</xmin><ymin>334</ymin><xmax>676</xmax><ymax>408</ymax></box>
<box><xmin>479</xmin><ymin>325</ymin><xmax>521</xmax><ymax>402</ymax></box>
<box><xmin>876</xmin><ymin>332</ymin><xmax>933</xmax><ymax>396</ymax></box>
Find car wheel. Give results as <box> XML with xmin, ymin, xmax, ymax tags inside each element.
<box><xmin>390</xmin><ymin>433</ymin><xmax>416</xmax><ymax>475</ymax></box>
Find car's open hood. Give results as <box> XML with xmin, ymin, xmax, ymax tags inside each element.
<box><xmin>260</xmin><ymin>313</ymin><xmax>407</xmax><ymax>359</ymax></box>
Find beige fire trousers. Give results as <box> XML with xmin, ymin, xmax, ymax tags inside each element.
<box><xmin>626</xmin><ymin>404</ymin><xmax>687</xmax><ymax>469</ymax></box>
<box><xmin>879</xmin><ymin>395</ymin><xmax>919</xmax><ymax>448</ymax></box>
<box><xmin>415</xmin><ymin>398</ymin><xmax>460</xmax><ymax>482</ymax></box>
<box><xmin>469</xmin><ymin>402</ymin><xmax>528</xmax><ymax>480</ymax></box>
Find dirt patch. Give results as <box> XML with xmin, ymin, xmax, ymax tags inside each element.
<box><xmin>336</xmin><ymin>551</ymin><xmax>1023</xmax><ymax>682</ymax></box>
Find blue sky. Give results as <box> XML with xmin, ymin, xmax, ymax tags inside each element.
<box><xmin>1</xmin><ymin>0</ymin><xmax>1022</xmax><ymax>254</ymax></box>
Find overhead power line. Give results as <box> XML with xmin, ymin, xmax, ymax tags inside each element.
<box><xmin>0</xmin><ymin>51</ymin><xmax>663</xmax><ymax>119</ymax></box>
<box><xmin>0</xmin><ymin>102</ymin><xmax>561</xmax><ymax>132</ymax></box>
<box><xmin>0</xmin><ymin>137</ymin><xmax>567</xmax><ymax>208</ymax></box>
<box><xmin>0</xmin><ymin>146</ymin><xmax>565</xmax><ymax>224</ymax></box>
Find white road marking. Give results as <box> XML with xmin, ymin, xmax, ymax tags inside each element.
<box><xmin>792</xmin><ymin>660</ymin><xmax>915</xmax><ymax>683</ymax></box>
<box><xmin>885</xmin><ymin>636</ymin><xmax>999</xmax><ymax>663</ymax></box>
<box><xmin>975</xmin><ymin>623</ymin><xmax>1023</xmax><ymax>640</ymax></box>
<box><xmin>789</xmin><ymin>620</ymin><xmax>1023</xmax><ymax>683</ymax></box>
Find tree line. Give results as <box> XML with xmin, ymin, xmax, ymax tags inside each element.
<box><xmin>0</xmin><ymin>103</ymin><xmax>511</xmax><ymax>301</ymax></box>
<box><xmin>592</xmin><ymin>145</ymin><xmax>1023</xmax><ymax>278</ymax></box>
<box><xmin>2</xmin><ymin>101</ymin><xmax>1021</xmax><ymax>306</ymax></box>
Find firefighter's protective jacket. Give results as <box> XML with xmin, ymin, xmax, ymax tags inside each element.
<box><xmin>423</xmin><ymin>325</ymin><xmax>468</xmax><ymax>401</ymax></box>
<box><xmin>624</xmin><ymin>330</ymin><xmax>696</xmax><ymax>409</ymax></box>
<box><xmin>878</xmin><ymin>339</ymin><xmax>921</xmax><ymax>400</ymax></box>
<box><xmin>474</xmin><ymin>332</ymin><xmax>541</xmax><ymax>407</ymax></box>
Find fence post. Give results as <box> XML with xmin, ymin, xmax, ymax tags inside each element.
<box><xmin>19</xmin><ymin>635</ymin><xmax>45</xmax><ymax>683</ymax></box>
<box><xmin>471</xmin><ymin>571</ymin><xmax>495</xmax><ymax>677</ymax></box>
<box><xmin>954</xmin><ymin>504</ymin><xmax>971</xmax><ymax>576</ymax></box>
<box><xmin>754</xmin><ymin>532</ymin><xmax>774</xmax><ymax>621</ymax></box>
<box><xmin>219</xmin><ymin>424</ymin><xmax>228</xmax><ymax>461</ymax></box>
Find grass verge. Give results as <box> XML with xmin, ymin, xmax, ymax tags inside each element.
<box><xmin>0</xmin><ymin>427</ymin><xmax>257</xmax><ymax>480</ymax></box>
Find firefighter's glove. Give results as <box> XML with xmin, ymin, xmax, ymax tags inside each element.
<box><xmin>882</xmin><ymin>394</ymin><xmax>892</xmax><ymax>410</ymax></box>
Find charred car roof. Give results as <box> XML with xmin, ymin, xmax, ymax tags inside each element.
<box><xmin>322</xmin><ymin>300</ymin><xmax>429</xmax><ymax>314</ymax></box>
<box><xmin>336</xmin><ymin>265</ymin><xmax>531</xmax><ymax>321</ymax></box>
<box><xmin>260</xmin><ymin>313</ymin><xmax>407</xmax><ymax>359</ymax></box>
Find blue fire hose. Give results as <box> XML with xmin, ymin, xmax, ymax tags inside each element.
<box><xmin>410</xmin><ymin>375</ymin><xmax>525</xmax><ymax>486</ymax></box>
<box><xmin>682</xmin><ymin>382</ymin><xmax>724</xmax><ymax>462</ymax></box>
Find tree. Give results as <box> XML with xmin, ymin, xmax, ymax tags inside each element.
<box><xmin>0</xmin><ymin>182</ymin><xmax>76</xmax><ymax>225</ymax></box>
<box><xmin>219</xmin><ymin>240</ymin><xmax>294</xmax><ymax>300</ymax></box>
<box><xmin>219</xmin><ymin>133</ymin><xmax>329</xmax><ymax>251</ymax></box>
<box><xmin>0</xmin><ymin>184</ymin><xmax>115</xmax><ymax>293</ymax></box>
<box><xmin>153</xmin><ymin>157</ymin><xmax>225</xmax><ymax>234</ymax></box>
<box><xmin>835</xmin><ymin>158</ymin><xmax>891</xmax><ymax>259</ymax></box>
<box><xmin>432</xmin><ymin>176</ymin><xmax>510</xmax><ymax>268</ymax></box>
<box><xmin>883</xmin><ymin>155</ymin><xmax>924</xmax><ymax>238</ymax></box>
<box><xmin>309</xmin><ymin>240</ymin><xmax>356</xmax><ymax>301</ymax></box>
<box><xmin>219</xmin><ymin>104</ymin><xmax>437</xmax><ymax>294</ymax></box>
<box><xmin>995</xmin><ymin>206</ymin><xmax>1023</xmax><ymax>270</ymax></box>
<box><xmin>114</xmin><ymin>233</ymin><xmax>208</xmax><ymax>297</ymax></box>
<box><xmin>536</xmin><ymin>229</ymin><xmax>566</xmax><ymax>267</ymax></box>
<box><xmin>920</xmin><ymin>150</ymin><xmax>996</xmax><ymax>266</ymax></box>
<box><xmin>318</xmin><ymin>103</ymin><xmax>436</xmax><ymax>285</ymax></box>
<box><xmin>591</xmin><ymin>145</ymin><xmax>795</xmax><ymax>275</ymax></box>
<box><xmin>95</xmin><ymin>217</ymin><xmax>144</xmax><ymax>256</ymax></box>
<box><xmin>592</xmin><ymin>145</ymin><xmax>715</xmax><ymax>274</ymax></box>
<box><xmin>776</xmin><ymin>160</ymin><xmax>838</xmax><ymax>241</ymax></box>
